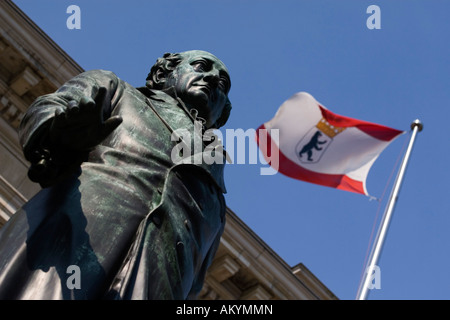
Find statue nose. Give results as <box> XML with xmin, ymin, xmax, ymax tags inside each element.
<box><xmin>203</xmin><ymin>72</ymin><xmax>220</xmax><ymax>88</ymax></box>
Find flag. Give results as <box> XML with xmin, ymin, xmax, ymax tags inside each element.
<box><xmin>256</xmin><ymin>92</ymin><xmax>404</xmax><ymax>195</ymax></box>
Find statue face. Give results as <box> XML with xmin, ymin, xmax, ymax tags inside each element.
<box><xmin>164</xmin><ymin>50</ymin><xmax>231</xmax><ymax>128</ymax></box>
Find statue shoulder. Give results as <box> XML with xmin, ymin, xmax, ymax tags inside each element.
<box><xmin>74</xmin><ymin>69</ymin><xmax>121</xmax><ymax>84</ymax></box>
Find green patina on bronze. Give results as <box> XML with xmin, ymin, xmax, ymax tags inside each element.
<box><xmin>0</xmin><ymin>50</ymin><xmax>232</xmax><ymax>300</ymax></box>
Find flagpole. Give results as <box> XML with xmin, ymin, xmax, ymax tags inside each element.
<box><xmin>356</xmin><ymin>119</ymin><xmax>423</xmax><ymax>300</ymax></box>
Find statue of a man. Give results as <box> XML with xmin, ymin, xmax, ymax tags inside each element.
<box><xmin>0</xmin><ymin>50</ymin><xmax>232</xmax><ymax>300</ymax></box>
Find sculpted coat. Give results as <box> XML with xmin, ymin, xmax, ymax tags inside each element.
<box><xmin>0</xmin><ymin>50</ymin><xmax>232</xmax><ymax>299</ymax></box>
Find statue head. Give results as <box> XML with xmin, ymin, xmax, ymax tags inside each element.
<box><xmin>146</xmin><ymin>50</ymin><xmax>232</xmax><ymax>129</ymax></box>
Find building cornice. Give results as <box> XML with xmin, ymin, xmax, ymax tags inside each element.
<box><xmin>201</xmin><ymin>208</ymin><xmax>338</xmax><ymax>300</ymax></box>
<box><xmin>0</xmin><ymin>0</ymin><xmax>83</xmax><ymax>87</ymax></box>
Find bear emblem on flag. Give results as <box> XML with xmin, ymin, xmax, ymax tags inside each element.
<box><xmin>295</xmin><ymin>118</ymin><xmax>346</xmax><ymax>163</ymax></box>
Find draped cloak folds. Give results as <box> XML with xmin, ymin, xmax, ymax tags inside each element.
<box><xmin>0</xmin><ymin>70</ymin><xmax>227</xmax><ymax>300</ymax></box>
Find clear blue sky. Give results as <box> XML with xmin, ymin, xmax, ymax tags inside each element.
<box><xmin>12</xmin><ymin>0</ymin><xmax>450</xmax><ymax>300</ymax></box>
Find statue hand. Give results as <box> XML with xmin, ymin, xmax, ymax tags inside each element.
<box><xmin>26</xmin><ymin>87</ymin><xmax>122</xmax><ymax>186</ymax></box>
<box><xmin>49</xmin><ymin>87</ymin><xmax>123</xmax><ymax>151</ymax></box>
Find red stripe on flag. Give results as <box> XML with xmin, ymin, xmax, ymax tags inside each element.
<box><xmin>256</xmin><ymin>125</ymin><xmax>366</xmax><ymax>195</ymax></box>
<box><xmin>319</xmin><ymin>106</ymin><xmax>404</xmax><ymax>141</ymax></box>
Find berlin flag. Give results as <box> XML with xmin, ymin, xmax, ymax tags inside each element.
<box><xmin>256</xmin><ymin>92</ymin><xmax>404</xmax><ymax>195</ymax></box>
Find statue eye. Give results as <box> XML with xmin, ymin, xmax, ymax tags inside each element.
<box><xmin>218</xmin><ymin>76</ymin><xmax>230</xmax><ymax>93</ymax></box>
<box><xmin>192</xmin><ymin>60</ymin><xmax>210</xmax><ymax>72</ymax></box>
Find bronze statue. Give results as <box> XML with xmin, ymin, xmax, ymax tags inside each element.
<box><xmin>0</xmin><ymin>50</ymin><xmax>232</xmax><ymax>299</ymax></box>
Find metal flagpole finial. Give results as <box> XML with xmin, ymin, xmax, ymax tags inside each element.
<box><xmin>411</xmin><ymin>119</ymin><xmax>423</xmax><ymax>132</ymax></box>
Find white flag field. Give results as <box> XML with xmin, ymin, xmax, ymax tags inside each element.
<box><xmin>256</xmin><ymin>92</ymin><xmax>404</xmax><ymax>195</ymax></box>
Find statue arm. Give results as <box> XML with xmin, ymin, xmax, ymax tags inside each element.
<box><xmin>18</xmin><ymin>69</ymin><xmax>123</xmax><ymax>187</ymax></box>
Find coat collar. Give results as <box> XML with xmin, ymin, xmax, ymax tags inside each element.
<box><xmin>136</xmin><ymin>86</ymin><xmax>228</xmax><ymax>193</ymax></box>
<box><xmin>137</xmin><ymin>86</ymin><xmax>205</xmax><ymax>127</ymax></box>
